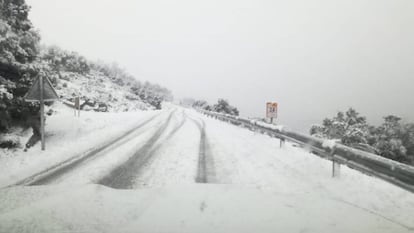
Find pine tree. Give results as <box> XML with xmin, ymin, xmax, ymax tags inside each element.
<box><xmin>212</xmin><ymin>99</ymin><xmax>239</xmax><ymax>116</ymax></box>
<box><xmin>0</xmin><ymin>0</ymin><xmax>40</xmax><ymax>132</ymax></box>
<box><xmin>310</xmin><ymin>108</ymin><xmax>369</xmax><ymax>146</ymax></box>
<box><xmin>372</xmin><ymin>115</ymin><xmax>408</xmax><ymax>162</ymax></box>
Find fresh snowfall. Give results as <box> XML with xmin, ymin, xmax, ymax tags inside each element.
<box><xmin>0</xmin><ymin>102</ymin><xmax>413</xmax><ymax>233</ymax></box>
<box><xmin>1</xmin><ymin>1</ymin><xmax>414</xmax><ymax>231</ymax></box>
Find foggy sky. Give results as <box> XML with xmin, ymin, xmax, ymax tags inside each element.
<box><xmin>27</xmin><ymin>0</ymin><xmax>414</xmax><ymax>132</ymax></box>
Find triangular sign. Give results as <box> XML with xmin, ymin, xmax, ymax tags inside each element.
<box><xmin>25</xmin><ymin>76</ymin><xmax>59</xmax><ymax>102</ymax></box>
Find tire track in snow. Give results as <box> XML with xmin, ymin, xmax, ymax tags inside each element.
<box><xmin>132</xmin><ymin>110</ymin><xmax>194</xmax><ymax>188</ymax></box>
<box><xmin>188</xmin><ymin>116</ymin><xmax>216</xmax><ymax>183</ymax></box>
<box><xmin>131</xmin><ymin>109</ymin><xmax>188</xmax><ymax>178</ymax></box>
<box><xmin>97</xmin><ymin>109</ymin><xmax>187</xmax><ymax>189</ymax></box>
<box><xmin>12</xmin><ymin>111</ymin><xmax>167</xmax><ymax>187</ymax></box>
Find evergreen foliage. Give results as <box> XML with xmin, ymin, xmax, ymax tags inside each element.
<box><xmin>212</xmin><ymin>99</ymin><xmax>239</xmax><ymax>116</ymax></box>
<box><xmin>0</xmin><ymin>0</ymin><xmax>41</xmax><ymax>132</ymax></box>
<box><xmin>0</xmin><ymin>0</ymin><xmax>173</xmax><ymax>134</ymax></box>
<box><xmin>192</xmin><ymin>99</ymin><xmax>238</xmax><ymax>116</ymax></box>
<box><xmin>311</xmin><ymin>109</ymin><xmax>414</xmax><ymax>165</ymax></box>
<box><xmin>192</xmin><ymin>100</ymin><xmax>209</xmax><ymax>110</ymax></box>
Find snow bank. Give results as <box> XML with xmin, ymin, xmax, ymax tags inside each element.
<box><xmin>254</xmin><ymin>120</ymin><xmax>286</xmax><ymax>131</ymax></box>
<box><xmin>193</xmin><ymin>110</ymin><xmax>414</xmax><ymax>230</ymax></box>
<box><xmin>322</xmin><ymin>139</ymin><xmax>337</xmax><ymax>149</ymax></box>
<box><xmin>0</xmin><ymin>184</ymin><xmax>410</xmax><ymax>233</ymax></box>
<box><xmin>0</xmin><ymin>102</ymin><xmax>159</xmax><ymax>188</ymax></box>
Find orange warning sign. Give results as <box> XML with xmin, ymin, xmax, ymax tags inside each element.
<box><xmin>266</xmin><ymin>102</ymin><xmax>278</xmax><ymax>118</ymax></box>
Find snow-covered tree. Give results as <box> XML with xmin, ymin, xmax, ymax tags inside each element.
<box><xmin>312</xmin><ymin>110</ymin><xmax>414</xmax><ymax>165</ymax></box>
<box><xmin>401</xmin><ymin>123</ymin><xmax>414</xmax><ymax>164</ymax></box>
<box><xmin>310</xmin><ymin>108</ymin><xmax>369</xmax><ymax>145</ymax></box>
<box><xmin>192</xmin><ymin>100</ymin><xmax>210</xmax><ymax>110</ymax></box>
<box><xmin>0</xmin><ymin>0</ymin><xmax>40</xmax><ymax>132</ymax></box>
<box><xmin>0</xmin><ymin>0</ymin><xmax>40</xmax><ymax>65</ymax></box>
<box><xmin>212</xmin><ymin>99</ymin><xmax>239</xmax><ymax>116</ymax></box>
<box><xmin>41</xmin><ymin>46</ymin><xmax>89</xmax><ymax>74</ymax></box>
<box><xmin>371</xmin><ymin>115</ymin><xmax>409</xmax><ymax>162</ymax></box>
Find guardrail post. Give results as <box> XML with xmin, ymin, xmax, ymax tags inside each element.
<box><xmin>280</xmin><ymin>137</ymin><xmax>285</xmax><ymax>148</ymax></box>
<box><xmin>332</xmin><ymin>159</ymin><xmax>340</xmax><ymax>178</ymax></box>
<box><xmin>330</xmin><ymin>148</ymin><xmax>340</xmax><ymax>178</ymax></box>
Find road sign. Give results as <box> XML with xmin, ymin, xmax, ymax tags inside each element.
<box><xmin>266</xmin><ymin>102</ymin><xmax>278</xmax><ymax>119</ymax></box>
<box><xmin>24</xmin><ymin>75</ymin><xmax>59</xmax><ymax>151</ymax></box>
<box><xmin>25</xmin><ymin>76</ymin><xmax>59</xmax><ymax>102</ymax></box>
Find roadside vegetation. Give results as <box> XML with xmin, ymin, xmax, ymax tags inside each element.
<box><xmin>193</xmin><ymin>99</ymin><xmax>239</xmax><ymax>116</ymax></box>
<box><xmin>0</xmin><ymin>0</ymin><xmax>172</xmax><ymax>149</ymax></box>
<box><xmin>311</xmin><ymin>108</ymin><xmax>414</xmax><ymax>165</ymax></box>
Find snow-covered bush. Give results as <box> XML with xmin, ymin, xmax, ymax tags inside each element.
<box><xmin>369</xmin><ymin>115</ymin><xmax>413</xmax><ymax>163</ymax></box>
<box><xmin>41</xmin><ymin>46</ymin><xmax>90</xmax><ymax>74</ymax></box>
<box><xmin>192</xmin><ymin>100</ymin><xmax>211</xmax><ymax>110</ymax></box>
<box><xmin>0</xmin><ymin>133</ymin><xmax>20</xmax><ymax>149</ymax></box>
<box><xmin>37</xmin><ymin>46</ymin><xmax>173</xmax><ymax>111</ymax></box>
<box><xmin>212</xmin><ymin>99</ymin><xmax>239</xmax><ymax>116</ymax></box>
<box><xmin>311</xmin><ymin>110</ymin><xmax>414</xmax><ymax>165</ymax></box>
<box><xmin>0</xmin><ymin>0</ymin><xmax>41</xmax><ymax>132</ymax></box>
<box><xmin>310</xmin><ymin>108</ymin><xmax>368</xmax><ymax>145</ymax></box>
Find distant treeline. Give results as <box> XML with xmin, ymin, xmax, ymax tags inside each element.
<box><xmin>311</xmin><ymin>108</ymin><xmax>414</xmax><ymax>165</ymax></box>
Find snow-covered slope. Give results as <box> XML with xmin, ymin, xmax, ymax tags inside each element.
<box><xmin>56</xmin><ymin>71</ymin><xmax>151</xmax><ymax>112</ymax></box>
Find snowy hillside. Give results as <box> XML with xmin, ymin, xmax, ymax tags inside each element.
<box><xmin>0</xmin><ymin>0</ymin><xmax>173</xmax><ymax>153</ymax></box>
<box><xmin>40</xmin><ymin>45</ymin><xmax>173</xmax><ymax>112</ymax></box>
<box><xmin>56</xmin><ymin>70</ymin><xmax>150</xmax><ymax>112</ymax></box>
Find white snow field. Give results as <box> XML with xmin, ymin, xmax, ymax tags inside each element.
<box><xmin>0</xmin><ymin>105</ymin><xmax>413</xmax><ymax>233</ymax></box>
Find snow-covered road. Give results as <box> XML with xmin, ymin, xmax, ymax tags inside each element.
<box><xmin>1</xmin><ymin>105</ymin><xmax>414</xmax><ymax>233</ymax></box>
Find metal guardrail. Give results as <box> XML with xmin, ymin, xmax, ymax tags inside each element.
<box><xmin>200</xmin><ymin>110</ymin><xmax>414</xmax><ymax>193</ymax></box>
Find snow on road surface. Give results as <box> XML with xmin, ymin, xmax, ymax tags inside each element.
<box><xmin>0</xmin><ymin>106</ymin><xmax>413</xmax><ymax>233</ymax></box>
<box><xmin>133</xmin><ymin>111</ymin><xmax>201</xmax><ymax>188</ymax></box>
<box><xmin>32</xmin><ymin>109</ymin><xmax>176</xmax><ymax>186</ymax></box>
<box><xmin>0</xmin><ymin>102</ymin><xmax>162</xmax><ymax>188</ymax></box>
<box><xmin>0</xmin><ymin>184</ymin><xmax>411</xmax><ymax>233</ymax></box>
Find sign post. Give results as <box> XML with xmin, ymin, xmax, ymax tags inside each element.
<box><xmin>25</xmin><ymin>75</ymin><xmax>59</xmax><ymax>151</ymax></box>
<box><xmin>266</xmin><ymin>102</ymin><xmax>278</xmax><ymax>124</ymax></box>
<box><xmin>74</xmin><ymin>96</ymin><xmax>80</xmax><ymax>117</ymax></box>
<box><xmin>39</xmin><ymin>76</ymin><xmax>45</xmax><ymax>150</ymax></box>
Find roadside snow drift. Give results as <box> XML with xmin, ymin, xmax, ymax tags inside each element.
<box><xmin>0</xmin><ymin>106</ymin><xmax>413</xmax><ymax>232</ymax></box>
<box><xmin>0</xmin><ymin>102</ymin><xmax>160</xmax><ymax>188</ymax></box>
<box><xmin>0</xmin><ymin>184</ymin><xmax>411</xmax><ymax>233</ymax></box>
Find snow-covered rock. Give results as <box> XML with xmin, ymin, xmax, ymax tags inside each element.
<box><xmin>322</xmin><ymin>139</ymin><xmax>337</xmax><ymax>150</ymax></box>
